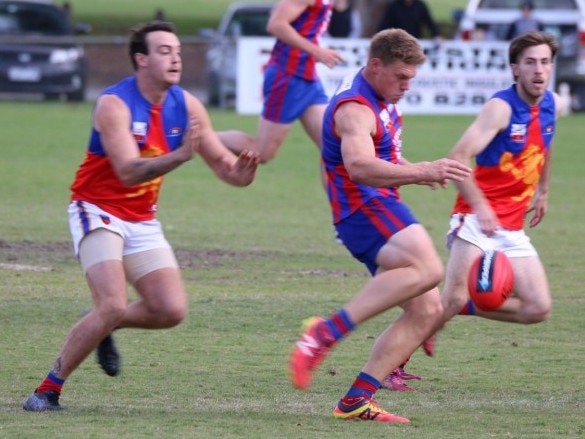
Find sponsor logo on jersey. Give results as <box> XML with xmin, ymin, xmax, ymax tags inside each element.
<box><xmin>510</xmin><ymin>124</ymin><xmax>526</xmax><ymax>143</ymax></box>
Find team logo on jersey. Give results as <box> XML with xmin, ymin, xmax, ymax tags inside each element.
<box><xmin>169</xmin><ymin>127</ymin><xmax>182</xmax><ymax>136</ymax></box>
<box><xmin>510</xmin><ymin>124</ymin><xmax>526</xmax><ymax>143</ymax></box>
<box><xmin>499</xmin><ymin>144</ymin><xmax>544</xmax><ymax>203</ymax></box>
<box><xmin>132</xmin><ymin>122</ymin><xmax>147</xmax><ymax>143</ymax></box>
<box><xmin>545</xmin><ymin>125</ymin><xmax>554</xmax><ymax>135</ymax></box>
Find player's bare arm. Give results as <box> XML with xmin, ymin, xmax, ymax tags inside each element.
<box><xmin>527</xmin><ymin>93</ymin><xmax>559</xmax><ymax>228</ymax></box>
<box><xmin>527</xmin><ymin>144</ymin><xmax>552</xmax><ymax>227</ymax></box>
<box><xmin>449</xmin><ymin>98</ymin><xmax>511</xmax><ymax>235</ymax></box>
<box><xmin>267</xmin><ymin>0</ymin><xmax>344</xmax><ymax>68</ymax></box>
<box><xmin>338</xmin><ymin>102</ymin><xmax>471</xmax><ymax>188</ymax></box>
<box><xmin>186</xmin><ymin>94</ymin><xmax>260</xmax><ymax>187</ymax></box>
<box><xmin>95</xmin><ymin>94</ymin><xmax>196</xmax><ymax>187</ymax></box>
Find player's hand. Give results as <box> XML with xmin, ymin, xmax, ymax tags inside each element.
<box><xmin>232</xmin><ymin>150</ymin><xmax>260</xmax><ymax>186</ymax></box>
<box><xmin>178</xmin><ymin>116</ymin><xmax>200</xmax><ymax>162</ymax></box>
<box><xmin>316</xmin><ymin>47</ymin><xmax>345</xmax><ymax>69</ymax></box>
<box><xmin>475</xmin><ymin>204</ymin><xmax>500</xmax><ymax>236</ymax></box>
<box><xmin>428</xmin><ymin>158</ymin><xmax>472</xmax><ymax>182</ymax></box>
<box><xmin>417</xmin><ymin>180</ymin><xmax>440</xmax><ymax>189</ymax></box>
<box><xmin>526</xmin><ymin>193</ymin><xmax>547</xmax><ymax>228</ymax></box>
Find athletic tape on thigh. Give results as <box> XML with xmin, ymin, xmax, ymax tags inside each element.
<box><xmin>78</xmin><ymin>228</ymin><xmax>124</xmax><ymax>273</ymax></box>
<box><xmin>123</xmin><ymin>248</ymin><xmax>179</xmax><ymax>285</ymax></box>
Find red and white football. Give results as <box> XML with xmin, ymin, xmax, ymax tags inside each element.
<box><xmin>467</xmin><ymin>249</ymin><xmax>514</xmax><ymax>311</ymax></box>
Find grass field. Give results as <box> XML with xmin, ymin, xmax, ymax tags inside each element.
<box><xmin>64</xmin><ymin>0</ymin><xmax>468</xmax><ymax>35</ymax></box>
<box><xmin>0</xmin><ymin>101</ymin><xmax>584</xmax><ymax>438</ymax></box>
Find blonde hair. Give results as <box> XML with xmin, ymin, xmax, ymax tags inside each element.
<box><xmin>368</xmin><ymin>28</ymin><xmax>426</xmax><ymax>66</ymax></box>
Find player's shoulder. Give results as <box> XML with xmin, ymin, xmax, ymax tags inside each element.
<box><xmin>474</xmin><ymin>97</ymin><xmax>512</xmax><ymax>132</ymax></box>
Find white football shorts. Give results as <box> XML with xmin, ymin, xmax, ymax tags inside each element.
<box><xmin>68</xmin><ymin>201</ymin><xmax>178</xmax><ymax>279</ymax></box>
<box><xmin>447</xmin><ymin>213</ymin><xmax>538</xmax><ymax>258</ymax></box>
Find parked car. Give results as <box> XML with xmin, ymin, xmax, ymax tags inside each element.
<box><xmin>0</xmin><ymin>0</ymin><xmax>89</xmax><ymax>101</ymax></box>
<box><xmin>454</xmin><ymin>0</ymin><xmax>585</xmax><ymax>111</ymax></box>
<box><xmin>199</xmin><ymin>2</ymin><xmax>273</xmax><ymax>108</ymax></box>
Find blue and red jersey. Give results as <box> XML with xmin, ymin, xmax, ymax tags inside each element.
<box><xmin>453</xmin><ymin>85</ymin><xmax>556</xmax><ymax>230</ymax></box>
<box><xmin>266</xmin><ymin>0</ymin><xmax>332</xmax><ymax>81</ymax></box>
<box><xmin>70</xmin><ymin>76</ymin><xmax>188</xmax><ymax>221</ymax></box>
<box><xmin>322</xmin><ymin>68</ymin><xmax>404</xmax><ymax>224</ymax></box>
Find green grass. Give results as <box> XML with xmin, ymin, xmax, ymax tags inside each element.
<box><xmin>1</xmin><ymin>102</ymin><xmax>584</xmax><ymax>438</ymax></box>
<box><xmin>64</xmin><ymin>0</ymin><xmax>467</xmax><ymax>35</ymax></box>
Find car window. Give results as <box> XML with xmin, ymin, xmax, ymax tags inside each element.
<box><xmin>0</xmin><ymin>2</ymin><xmax>70</xmax><ymax>35</ymax></box>
<box><xmin>226</xmin><ymin>10</ymin><xmax>270</xmax><ymax>37</ymax></box>
<box><xmin>478</xmin><ymin>0</ymin><xmax>578</xmax><ymax>10</ymax></box>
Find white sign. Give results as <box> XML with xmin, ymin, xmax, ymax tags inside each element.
<box><xmin>236</xmin><ymin>37</ymin><xmax>518</xmax><ymax>115</ymax></box>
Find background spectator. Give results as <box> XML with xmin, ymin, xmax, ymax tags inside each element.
<box><xmin>506</xmin><ymin>1</ymin><xmax>543</xmax><ymax>40</ymax></box>
<box><xmin>327</xmin><ymin>0</ymin><xmax>362</xmax><ymax>38</ymax></box>
<box><xmin>377</xmin><ymin>0</ymin><xmax>440</xmax><ymax>41</ymax></box>
<box><xmin>355</xmin><ymin>0</ymin><xmax>386</xmax><ymax>37</ymax></box>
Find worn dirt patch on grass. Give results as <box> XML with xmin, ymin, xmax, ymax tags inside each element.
<box><xmin>0</xmin><ymin>241</ymin><xmax>364</xmax><ymax>277</ymax></box>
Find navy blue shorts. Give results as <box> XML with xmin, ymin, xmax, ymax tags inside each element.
<box><xmin>335</xmin><ymin>197</ymin><xmax>419</xmax><ymax>275</ymax></box>
<box><xmin>262</xmin><ymin>65</ymin><xmax>328</xmax><ymax>123</ymax></box>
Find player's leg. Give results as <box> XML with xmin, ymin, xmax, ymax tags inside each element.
<box><xmin>289</xmin><ymin>199</ymin><xmax>442</xmax><ymax>392</ymax></box>
<box><xmin>92</xmin><ymin>219</ymin><xmax>186</xmax><ymax>377</ymax></box>
<box><xmin>254</xmin><ymin>66</ymin><xmax>329</xmax><ymax>162</ymax></box>
<box><xmin>215</xmin><ymin>130</ymin><xmax>256</xmax><ymax>156</ymax></box>
<box><xmin>120</xmin><ymin>219</ymin><xmax>187</xmax><ymax>330</ymax></box>
<box><xmin>123</xmin><ymin>255</ymin><xmax>188</xmax><ymax>329</ymax></box>
<box><xmin>299</xmin><ymin>104</ymin><xmax>326</xmax><ymax>150</ymax></box>
<box><xmin>342</xmin><ymin>224</ymin><xmax>444</xmax><ymax>325</ymax></box>
<box><xmin>300</xmin><ymin>103</ymin><xmax>328</xmax><ymax>191</ymax></box>
<box><xmin>86</xmin><ymin>238</ymin><xmax>187</xmax><ymax>382</ymax></box>
<box><xmin>215</xmin><ymin>119</ymin><xmax>291</xmax><ymax>163</ymax></box>
<box><xmin>379</xmin><ymin>290</ymin><xmax>440</xmax><ymax>392</ymax></box>
<box><xmin>362</xmin><ymin>288</ymin><xmax>442</xmax><ymax>392</ymax></box>
<box><xmin>440</xmin><ymin>236</ymin><xmax>483</xmax><ymax>320</ymax></box>
<box><xmin>58</xmin><ymin>261</ymin><xmax>126</xmax><ymax>378</ymax></box>
<box><xmin>254</xmin><ymin>117</ymin><xmax>293</xmax><ymax>162</ymax></box>
<box><xmin>444</xmin><ymin>214</ymin><xmax>551</xmax><ymax>324</ymax></box>
<box><xmin>348</xmin><ymin>287</ymin><xmax>440</xmax><ymax>379</ymax></box>
<box><xmin>334</xmin><ymin>225</ymin><xmax>444</xmax><ymax>422</ymax></box>
<box><xmin>23</xmin><ymin>226</ymin><xmax>127</xmax><ymax>411</ymax></box>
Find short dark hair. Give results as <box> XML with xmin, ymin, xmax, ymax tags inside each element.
<box><xmin>128</xmin><ymin>21</ymin><xmax>176</xmax><ymax>70</ymax></box>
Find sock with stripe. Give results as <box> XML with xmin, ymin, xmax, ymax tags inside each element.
<box><xmin>36</xmin><ymin>372</ymin><xmax>65</xmax><ymax>394</ymax></box>
<box><xmin>316</xmin><ymin>308</ymin><xmax>356</xmax><ymax>347</ymax></box>
<box><xmin>459</xmin><ymin>299</ymin><xmax>476</xmax><ymax>315</ymax></box>
<box><xmin>339</xmin><ymin>371</ymin><xmax>380</xmax><ymax>410</ymax></box>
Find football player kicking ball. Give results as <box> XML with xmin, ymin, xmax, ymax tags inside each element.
<box><xmin>437</xmin><ymin>31</ymin><xmax>563</xmax><ymax>341</ymax></box>
<box><xmin>288</xmin><ymin>29</ymin><xmax>471</xmax><ymax>423</ymax></box>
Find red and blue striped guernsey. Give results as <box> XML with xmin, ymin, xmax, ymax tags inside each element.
<box><xmin>322</xmin><ymin>68</ymin><xmax>404</xmax><ymax>225</ymax></box>
<box><xmin>266</xmin><ymin>0</ymin><xmax>333</xmax><ymax>81</ymax></box>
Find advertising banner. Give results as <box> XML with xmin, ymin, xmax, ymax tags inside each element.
<box><xmin>236</xmin><ymin>37</ymin><xmax>516</xmax><ymax>115</ymax></box>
